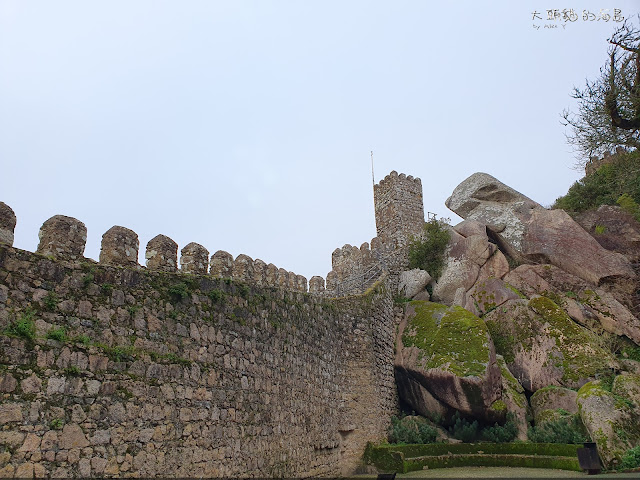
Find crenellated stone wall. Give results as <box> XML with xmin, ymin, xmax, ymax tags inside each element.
<box><xmin>324</xmin><ymin>171</ymin><xmax>426</xmax><ymax>296</ymax></box>
<box><xmin>0</xmin><ymin>244</ymin><xmax>396</xmax><ymax>478</ymax></box>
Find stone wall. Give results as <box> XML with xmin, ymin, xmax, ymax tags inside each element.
<box><xmin>0</xmin><ymin>245</ymin><xmax>396</xmax><ymax>477</ymax></box>
<box><xmin>324</xmin><ymin>171</ymin><xmax>425</xmax><ymax>296</ymax></box>
<box><xmin>374</xmin><ymin>171</ymin><xmax>424</xmax><ymax>249</ymax></box>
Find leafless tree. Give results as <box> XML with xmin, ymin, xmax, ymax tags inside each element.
<box><xmin>562</xmin><ymin>15</ymin><xmax>640</xmax><ymax>166</ymax></box>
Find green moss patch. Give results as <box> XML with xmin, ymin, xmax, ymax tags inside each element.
<box><xmin>403</xmin><ymin>301</ymin><xmax>492</xmax><ymax>378</ymax></box>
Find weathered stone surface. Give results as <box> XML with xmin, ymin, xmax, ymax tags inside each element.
<box><xmin>325</xmin><ymin>270</ymin><xmax>337</xmax><ymax>292</ymax></box>
<box><xmin>395</xmin><ymin>301</ymin><xmax>502</xmax><ymax>422</ymax></box>
<box><xmin>0</xmin><ymin>202</ymin><xmax>16</xmax><ymax>246</ymax></box>
<box><xmin>0</xmin><ymin>372</ymin><xmax>17</xmax><ymax>392</ymax></box>
<box><xmin>209</xmin><ymin>250</ymin><xmax>233</xmax><ymax>277</ymax></box>
<box><xmin>398</xmin><ymin>269</ymin><xmax>432</xmax><ymax>299</ymax></box>
<box><xmin>612</xmin><ymin>373</ymin><xmax>640</xmax><ymax>407</ymax></box>
<box><xmin>484</xmin><ymin>297</ymin><xmax>618</xmax><ymax>391</ymax></box>
<box><xmin>504</xmin><ymin>264</ymin><xmax>640</xmax><ymax>345</ymax></box>
<box><xmin>521</xmin><ymin>208</ymin><xmax>634</xmax><ymax>285</ymax></box>
<box><xmin>530</xmin><ymin>386</ymin><xmax>578</xmax><ymax>422</ymax></box>
<box><xmin>232</xmin><ymin>254</ymin><xmax>253</xmax><ymax>282</ymax></box>
<box><xmin>252</xmin><ymin>259</ymin><xmax>267</xmax><ymax>286</ymax></box>
<box><xmin>452</xmin><ymin>219</ymin><xmax>488</xmax><ymax>239</ymax></box>
<box><xmin>432</xmin><ymin>231</ymin><xmax>492</xmax><ymax>305</ymax></box>
<box><xmin>59</xmin><ymin>423</ymin><xmax>90</xmax><ymax>449</ymax></box>
<box><xmin>0</xmin><ymin>403</ymin><xmax>22</xmax><ymax>424</ymax></box>
<box><xmin>180</xmin><ymin>242</ymin><xmax>209</xmax><ymax>274</ymax></box>
<box><xmin>393</xmin><ymin>369</ymin><xmax>450</xmax><ymax>420</ymax></box>
<box><xmin>36</xmin><ymin>215</ymin><xmax>87</xmax><ymax>261</ymax></box>
<box><xmin>464</xmin><ymin>277</ymin><xmax>521</xmax><ymax>316</ymax></box>
<box><xmin>476</xmin><ymin>249</ymin><xmax>510</xmax><ymax>283</ymax></box>
<box><xmin>578</xmin><ymin>380</ymin><xmax>640</xmax><ymax>467</ymax></box>
<box><xmin>497</xmin><ymin>355</ymin><xmax>530</xmax><ymax>441</ymax></box>
<box><xmin>309</xmin><ymin>276</ymin><xmax>325</xmax><ymax>294</ymax></box>
<box><xmin>445</xmin><ymin>172</ymin><xmax>542</xmax><ymax>250</ymax></box>
<box><xmin>99</xmin><ymin>226</ymin><xmax>139</xmax><ymax>266</ymax></box>
<box><xmin>20</xmin><ymin>374</ymin><xmax>42</xmax><ymax>394</ymax></box>
<box><xmin>265</xmin><ymin>263</ymin><xmax>278</xmax><ymax>287</ymax></box>
<box><xmin>576</xmin><ymin>205</ymin><xmax>640</xmax><ymax>262</ymax></box>
<box><xmin>145</xmin><ymin>234</ymin><xmax>178</xmax><ymax>272</ymax></box>
<box><xmin>296</xmin><ymin>274</ymin><xmax>307</xmax><ymax>292</ymax></box>
<box><xmin>276</xmin><ymin>268</ymin><xmax>289</xmax><ymax>289</ymax></box>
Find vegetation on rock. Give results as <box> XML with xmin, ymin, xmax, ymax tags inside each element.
<box><xmin>408</xmin><ymin>218</ymin><xmax>450</xmax><ymax>281</ymax></box>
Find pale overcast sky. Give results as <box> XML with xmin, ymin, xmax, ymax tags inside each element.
<box><xmin>1</xmin><ymin>1</ymin><xmax>637</xmax><ymax>281</ymax></box>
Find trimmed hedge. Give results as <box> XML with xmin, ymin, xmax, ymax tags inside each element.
<box><xmin>364</xmin><ymin>442</ymin><xmax>582</xmax><ymax>473</ymax></box>
<box><xmin>404</xmin><ymin>454</ymin><xmax>581</xmax><ymax>472</ymax></box>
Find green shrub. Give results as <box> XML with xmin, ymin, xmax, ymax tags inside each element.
<box><xmin>5</xmin><ymin>309</ymin><xmax>36</xmax><ymax>340</ymax></box>
<box><xmin>448</xmin><ymin>412</ymin><xmax>480</xmax><ymax>443</ymax></box>
<box><xmin>43</xmin><ymin>291</ymin><xmax>59</xmax><ymax>311</ymax></box>
<box><xmin>481</xmin><ymin>413</ymin><xmax>518</xmax><ymax>443</ymax></box>
<box><xmin>49</xmin><ymin>418</ymin><xmax>64</xmax><ymax>430</ymax></box>
<box><xmin>553</xmin><ymin>150</ymin><xmax>640</xmax><ymax>213</ymax></box>
<box><xmin>594</xmin><ymin>224</ymin><xmax>607</xmax><ymax>234</ymax></box>
<box><xmin>101</xmin><ymin>283</ymin><xmax>113</xmax><ymax>296</ymax></box>
<box><xmin>527</xmin><ymin>415</ymin><xmax>588</xmax><ymax>444</ymax></box>
<box><xmin>620</xmin><ymin>446</ymin><xmax>640</xmax><ymax>470</ymax></box>
<box><xmin>168</xmin><ymin>282</ymin><xmax>190</xmax><ymax>301</ymax></box>
<box><xmin>208</xmin><ymin>289</ymin><xmax>224</xmax><ymax>304</ymax></box>
<box><xmin>46</xmin><ymin>327</ymin><xmax>67</xmax><ymax>342</ymax></box>
<box><xmin>617</xmin><ymin>193</ymin><xmax>640</xmax><ymax>222</ymax></box>
<box><xmin>388</xmin><ymin>416</ymin><xmax>438</xmax><ymax>444</ymax></box>
<box><xmin>72</xmin><ymin>334</ymin><xmax>92</xmax><ymax>346</ymax></box>
<box><xmin>408</xmin><ymin>218</ymin><xmax>451</xmax><ymax>281</ymax></box>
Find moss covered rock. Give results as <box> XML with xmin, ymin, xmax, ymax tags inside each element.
<box><xmin>530</xmin><ymin>386</ymin><xmax>578</xmax><ymax>421</ymax></box>
<box><xmin>395</xmin><ymin>300</ymin><xmax>502</xmax><ymax>422</ymax></box>
<box><xmin>577</xmin><ymin>380</ymin><xmax>640</xmax><ymax>468</ymax></box>
<box><xmin>484</xmin><ymin>297</ymin><xmax>617</xmax><ymax>391</ymax></box>
<box><xmin>496</xmin><ymin>354</ymin><xmax>530</xmax><ymax>440</ymax></box>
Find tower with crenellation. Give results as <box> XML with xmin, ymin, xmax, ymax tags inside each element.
<box><xmin>373</xmin><ymin>170</ymin><xmax>425</xmax><ymax>249</ymax></box>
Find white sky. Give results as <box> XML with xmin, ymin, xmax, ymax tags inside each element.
<box><xmin>1</xmin><ymin>1</ymin><xmax>637</xmax><ymax>281</ymax></box>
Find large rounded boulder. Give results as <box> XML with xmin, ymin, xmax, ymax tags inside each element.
<box><xmin>395</xmin><ymin>300</ymin><xmax>503</xmax><ymax>422</ymax></box>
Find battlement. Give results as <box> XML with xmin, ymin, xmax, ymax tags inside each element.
<box><xmin>0</xmin><ymin>202</ymin><xmax>316</xmax><ymax>294</ymax></box>
<box><xmin>585</xmin><ymin>147</ymin><xmax>626</xmax><ymax>176</ymax></box>
<box><xmin>373</xmin><ymin>170</ymin><xmax>425</xmax><ymax>248</ymax></box>
<box><xmin>1</xmin><ymin>170</ymin><xmax>424</xmax><ymax>299</ymax></box>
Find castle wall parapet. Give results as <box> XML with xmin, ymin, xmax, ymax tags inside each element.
<box><xmin>0</xmin><ymin>202</ymin><xmax>16</xmax><ymax>247</ymax></box>
<box><xmin>180</xmin><ymin>242</ymin><xmax>209</xmax><ymax>274</ymax></box>
<box><xmin>146</xmin><ymin>234</ymin><xmax>178</xmax><ymax>272</ymax></box>
<box><xmin>0</xmin><ymin>203</ymin><xmax>319</xmax><ymax>295</ymax></box>
<box><xmin>36</xmin><ymin>215</ymin><xmax>87</xmax><ymax>261</ymax></box>
<box><xmin>99</xmin><ymin>226</ymin><xmax>139</xmax><ymax>267</ymax></box>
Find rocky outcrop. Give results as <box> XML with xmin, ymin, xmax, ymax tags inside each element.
<box><xmin>521</xmin><ymin>208</ymin><xmax>634</xmax><ymax>285</ymax></box>
<box><xmin>464</xmin><ymin>278</ymin><xmax>522</xmax><ymax>317</ymax></box>
<box><xmin>395</xmin><ymin>301</ymin><xmax>503</xmax><ymax>422</ymax></box>
<box><xmin>445</xmin><ymin>173</ymin><xmax>542</xmax><ymax>250</ymax></box>
<box><xmin>497</xmin><ymin>355</ymin><xmax>530</xmax><ymax>441</ymax></box>
<box><xmin>504</xmin><ymin>264</ymin><xmax>640</xmax><ymax>345</ymax></box>
<box><xmin>576</xmin><ymin>205</ymin><xmax>640</xmax><ymax>262</ymax></box>
<box><xmin>398</xmin><ymin>269</ymin><xmax>431</xmax><ymax>299</ymax></box>
<box><xmin>446</xmin><ymin>173</ymin><xmax>636</xmax><ymax>286</ymax></box>
<box><xmin>432</xmin><ymin>227</ymin><xmax>493</xmax><ymax>305</ymax></box>
<box><xmin>530</xmin><ymin>386</ymin><xmax>578</xmax><ymax>424</ymax></box>
<box><xmin>578</xmin><ymin>380</ymin><xmax>640</xmax><ymax>468</ymax></box>
<box><xmin>483</xmin><ymin>297</ymin><xmax>618</xmax><ymax>391</ymax></box>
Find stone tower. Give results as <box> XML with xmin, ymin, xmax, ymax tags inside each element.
<box><xmin>373</xmin><ymin>171</ymin><xmax>425</xmax><ymax>248</ymax></box>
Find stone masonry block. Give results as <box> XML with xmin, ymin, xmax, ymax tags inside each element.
<box><xmin>99</xmin><ymin>226</ymin><xmax>139</xmax><ymax>266</ymax></box>
<box><xmin>36</xmin><ymin>215</ymin><xmax>87</xmax><ymax>261</ymax></box>
<box><xmin>146</xmin><ymin>234</ymin><xmax>178</xmax><ymax>272</ymax></box>
<box><xmin>0</xmin><ymin>202</ymin><xmax>16</xmax><ymax>246</ymax></box>
<box><xmin>180</xmin><ymin>242</ymin><xmax>209</xmax><ymax>274</ymax></box>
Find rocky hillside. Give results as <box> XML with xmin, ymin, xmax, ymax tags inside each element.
<box><xmin>393</xmin><ymin>172</ymin><xmax>640</xmax><ymax>469</ymax></box>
